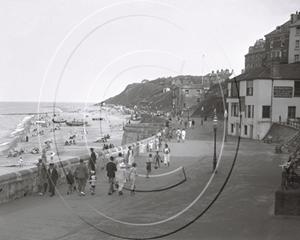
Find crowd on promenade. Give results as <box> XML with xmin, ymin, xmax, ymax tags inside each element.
<box><xmin>34</xmin><ymin>116</ymin><xmax>193</xmax><ymax>198</ymax></box>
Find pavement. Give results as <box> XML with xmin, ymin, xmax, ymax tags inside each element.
<box><xmin>0</xmin><ymin>118</ymin><xmax>298</xmax><ymax>240</ymax></box>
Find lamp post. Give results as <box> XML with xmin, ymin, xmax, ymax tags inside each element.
<box><xmin>212</xmin><ymin>109</ymin><xmax>218</xmax><ymax>173</ymax></box>
<box><xmin>224</xmin><ymin>110</ymin><xmax>228</xmax><ymax>142</ymax></box>
<box><xmin>201</xmin><ymin>107</ymin><xmax>204</xmax><ymax>125</ymax></box>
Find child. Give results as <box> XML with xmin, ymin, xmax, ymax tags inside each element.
<box><xmin>128</xmin><ymin>162</ymin><xmax>138</xmax><ymax>196</ymax></box>
<box><xmin>146</xmin><ymin>154</ymin><xmax>153</xmax><ymax>178</ymax></box>
<box><xmin>19</xmin><ymin>157</ymin><xmax>24</xmax><ymax>167</ymax></box>
<box><xmin>153</xmin><ymin>151</ymin><xmax>162</xmax><ymax>169</ymax></box>
<box><xmin>89</xmin><ymin>170</ymin><xmax>97</xmax><ymax>195</ymax></box>
<box><xmin>148</xmin><ymin>141</ymin><xmax>153</xmax><ymax>152</ymax></box>
<box><xmin>66</xmin><ymin>168</ymin><xmax>75</xmax><ymax>195</ymax></box>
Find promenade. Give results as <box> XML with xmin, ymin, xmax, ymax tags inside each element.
<box><xmin>0</xmin><ymin>118</ymin><xmax>298</xmax><ymax>240</ymax></box>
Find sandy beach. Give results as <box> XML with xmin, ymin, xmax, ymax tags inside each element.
<box><xmin>0</xmin><ymin>106</ymin><xmax>130</xmax><ymax>175</ymax></box>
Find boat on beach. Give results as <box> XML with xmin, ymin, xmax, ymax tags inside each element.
<box><xmin>92</xmin><ymin>117</ymin><xmax>103</xmax><ymax>121</ymax></box>
<box><xmin>66</xmin><ymin>121</ymin><xmax>87</xmax><ymax>126</ymax></box>
<box><xmin>52</xmin><ymin>119</ymin><xmax>67</xmax><ymax>123</ymax></box>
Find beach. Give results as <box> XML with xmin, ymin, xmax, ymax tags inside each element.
<box><xmin>0</xmin><ymin>103</ymin><xmax>130</xmax><ymax>175</ymax></box>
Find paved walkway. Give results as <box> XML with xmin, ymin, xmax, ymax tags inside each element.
<box><xmin>0</xmin><ymin>118</ymin><xmax>297</xmax><ymax>240</ymax></box>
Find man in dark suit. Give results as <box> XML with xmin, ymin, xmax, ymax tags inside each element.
<box><xmin>37</xmin><ymin>158</ymin><xmax>47</xmax><ymax>196</ymax></box>
<box><xmin>106</xmin><ymin>156</ymin><xmax>117</xmax><ymax>195</ymax></box>
<box><xmin>89</xmin><ymin>148</ymin><xmax>96</xmax><ymax>173</ymax></box>
<box><xmin>47</xmin><ymin>163</ymin><xmax>58</xmax><ymax>197</ymax></box>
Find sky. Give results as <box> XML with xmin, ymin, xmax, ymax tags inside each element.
<box><xmin>0</xmin><ymin>0</ymin><xmax>299</xmax><ymax>103</ymax></box>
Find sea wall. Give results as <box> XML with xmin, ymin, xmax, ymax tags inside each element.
<box><xmin>121</xmin><ymin>122</ymin><xmax>165</xmax><ymax>145</ymax></box>
<box><xmin>0</xmin><ymin>135</ymin><xmax>157</xmax><ymax>205</ymax></box>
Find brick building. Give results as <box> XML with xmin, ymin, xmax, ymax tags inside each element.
<box><xmin>244</xmin><ymin>39</ymin><xmax>266</xmax><ymax>71</ymax></box>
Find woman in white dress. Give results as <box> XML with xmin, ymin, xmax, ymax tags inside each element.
<box><xmin>163</xmin><ymin>144</ymin><xmax>171</xmax><ymax>167</ymax></box>
<box><xmin>127</xmin><ymin>146</ymin><xmax>134</xmax><ymax>167</ymax></box>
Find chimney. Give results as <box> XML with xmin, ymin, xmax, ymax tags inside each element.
<box><xmin>291</xmin><ymin>13</ymin><xmax>298</xmax><ymax>24</ymax></box>
<box><xmin>271</xmin><ymin>57</ymin><xmax>281</xmax><ymax>79</ymax></box>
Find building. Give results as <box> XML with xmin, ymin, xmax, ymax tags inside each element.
<box><xmin>171</xmin><ymin>79</ymin><xmax>204</xmax><ymax>117</ymax></box>
<box><xmin>244</xmin><ymin>12</ymin><xmax>300</xmax><ymax>72</ymax></box>
<box><xmin>288</xmin><ymin>12</ymin><xmax>300</xmax><ymax>63</ymax></box>
<box><xmin>244</xmin><ymin>39</ymin><xmax>266</xmax><ymax>71</ymax></box>
<box><xmin>226</xmin><ymin>59</ymin><xmax>300</xmax><ymax>140</ymax></box>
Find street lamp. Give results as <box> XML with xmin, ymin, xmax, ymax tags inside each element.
<box><xmin>224</xmin><ymin>110</ymin><xmax>228</xmax><ymax>142</ymax></box>
<box><xmin>212</xmin><ymin>109</ymin><xmax>218</xmax><ymax>173</ymax></box>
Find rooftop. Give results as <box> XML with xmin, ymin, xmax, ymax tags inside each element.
<box><xmin>231</xmin><ymin>62</ymin><xmax>300</xmax><ymax>81</ymax></box>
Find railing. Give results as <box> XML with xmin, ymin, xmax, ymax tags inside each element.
<box><xmin>272</xmin><ymin>120</ymin><xmax>300</xmax><ymax>130</ymax></box>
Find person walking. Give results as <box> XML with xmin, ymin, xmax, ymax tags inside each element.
<box><xmin>153</xmin><ymin>151</ymin><xmax>162</xmax><ymax>168</ymax></box>
<box><xmin>66</xmin><ymin>168</ymin><xmax>75</xmax><ymax>195</ymax></box>
<box><xmin>127</xmin><ymin>146</ymin><xmax>134</xmax><ymax>167</ymax></box>
<box><xmin>89</xmin><ymin>170</ymin><xmax>97</xmax><ymax>195</ymax></box>
<box><xmin>184</xmin><ymin>120</ymin><xmax>188</xmax><ymax>129</ymax></box>
<box><xmin>115</xmin><ymin>162</ymin><xmax>128</xmax><ymax>196</ymax></box>
<box><xmin>163</xmin><ymin>144</ymin><xmax>171</xmax><ymax>167</ymax></box>
<box><xmin>47</xmin><ymin>163</ymin><xmax>58</xmax><ymax>197</ymax></box>
<box><xmin>146</xmin><ymin>154</ymin><xmax>153</xmax><ymax>178</ymax></box>
<box><xmin>106</xmin><ymin>156</ymin><xmax>117</xmax><ymax>195</ymax></box>
<box><xmin>37</xmin><ymin>158</ymin><xmax>47</xmax><ymax>196</ymax></box>
<box><xmin>192</xmin><ymin>119</ymin><xmax>195</xmax><ymax>129</ymax></box>
<box><xmin>176</xmin><ymin>128</ymin><xmax>181</xmax><ymax>143</ymax></box>
<box><xmin>89</xmin><ymin>148</ymin><xmax>97</xmax><ymax>173</ymax></box>
<box><xmin>181</xmin><ymin>128</ymin><xmax>186</xmax><ymax>143</ymax></box>
<box><xmin>115</xmin><ymin>152</ymin><xmax>125</xmax><ymax>170</ymax></box>
<box><xmin>74</xmin><ymin>159</ymin><xmax>89</xmax><ymax>196</ymax></box>
<box><xmin>128</xmin><ymin>162</ymin><xmax>138</xmax><ymax>196</ymax></box>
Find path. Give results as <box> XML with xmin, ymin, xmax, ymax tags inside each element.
<box><xmin>0</xmin><ymin>118</ymin><xmax>297</xmax><ymax>240</ymax></box>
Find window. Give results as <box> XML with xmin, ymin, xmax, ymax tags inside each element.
<box><xmin>231</xmin><ymin>124</ymin><xmax>234</xmax><ymax>133</ymax></box>
<box><xmin>267</xmin><ymin>53</ymin><xmax>270</xmax><ymax>59</ymax></box>
<box><xmin>252</xmin><ymin>105</ymin><xmax>254</xmax><ymax>118</ymax></box>
<box><xmin>183</xmin><ymin>103</ymin><xmax>186</xmax><ymax>107</ymax></box>
<box><xmin>297</xmin><ymin>27</ymin><xmax>300</xmax><ymax>35</ymax></box>
<box><xmin>248</xmin><ymin>105</ymin><xmax>251</xmax><ymax>118</ymax></box>
<box><xmin>246</xmin><ymin>80</ymin><xmax>253</xmax><ymax>96</ymax></box>
<box><xmin>185</xmin><ymin>90</ymin><xmax>189</xmax><ymax>95</ymax></box>
<box><xmin>296</xmin><ymin>55</ymin><xmax>300</xmax><ymax>62</ymax></box>
<box><xmin>270</xmin><ymin>40</ymin><xmax>273</xmax><ymax>48</ymax></box>
<box><xmin>244</xmin><ymin>125</ymin><xmax>248</xmax><ymax>135</ymax></box>
<box><xmin>231</xmin><ymin>104</ymin><xmax>238</xmax><ymax>117</ymax></box>
<box><xmin>296</xmin><ymin>40</ymin><xmax>299</xmax><ymax>49</ymax></box>
<box><xmin>197</xmin><ymin>90</ymin><xmax>200</xmax><ymax>95</ymax></box>
<box><xmin>271</xmin><ymin>51</ymin><xmax>275</xmax><ymax>58</ymax></box>
<box><xmin>288</xmin><ymin>107</ymin><xmax>296</xmax><ymax>118</ymax></box>
<box><xmin>262</xmin><ymin>106</ymin><xmax>271</xmax><ymax>118</ymax></box>
<box><xmin>295</xmin><ymin>81</ymin><xmax>300</xmax><ymax>97</ymax></box>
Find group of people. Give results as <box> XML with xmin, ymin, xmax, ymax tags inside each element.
<box><xmin>146</xmin><ymin>143</ymin><xmax>171</xmax><ymax>177</ymax></box>
<box><xmin>175</xmin><ymin>128</ymin><xmax>187</xmax><ymax>143</ymax></box>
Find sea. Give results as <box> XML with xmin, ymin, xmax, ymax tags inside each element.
<box><xmin>0</xmin><ymin>101</ymin><xmax>95</xmax><ymax>155</ymax></box>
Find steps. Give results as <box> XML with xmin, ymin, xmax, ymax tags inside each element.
<box><xmin>262</xmin><ymin>123</ymin><xmax>299</xmax><ymax>144</ymax></box>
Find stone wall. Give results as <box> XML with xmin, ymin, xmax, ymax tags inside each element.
<box><xmin>0</xmin><ymin>135</ymin><xmax>158</xmax><ymax>205</ymax></box>
<box><xmin>275</xmin><ymin>186</ymin><xmax>300</xmax><ymax>215</ymax></box>
<box><xmin>121</xmin><ymin>123</ymin><xmax>165</xmax><ymax>145</ymax></box>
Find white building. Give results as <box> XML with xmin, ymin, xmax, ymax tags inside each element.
<box><xmin>226</xmin><ymin>58</ymin><xmax>300</xmax><ymax>140</ymax></box>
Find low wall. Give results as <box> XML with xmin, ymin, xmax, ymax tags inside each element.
<box><xmin>0</xmin><ymin>135</ymin><xmax>158</xmax><ymax>205</ymax></box>
<box><xmin>274</xmin><ymin>186</ymin><xmax>300</xmax><ymax>215</ymax></box>
<box><xmin>121</xmin><ymin>122</ymin><xmax>165</xmax><ymax>145</ymax></box>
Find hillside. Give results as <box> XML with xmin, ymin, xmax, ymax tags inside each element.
<box><xmin>104</xmin><ymin>81</ymin><xmax>173</xmax><ymax>111</ymax></box>
<box><xmin>102</xmin><ymin>75</ymin><xmax>230</xmax><ymax>115</ymax></box>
